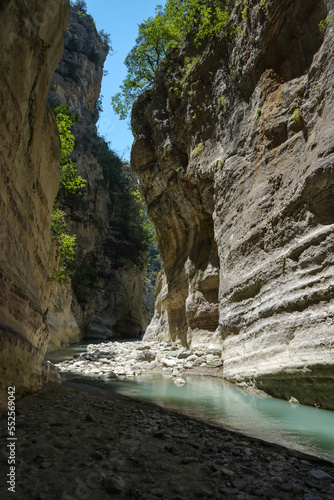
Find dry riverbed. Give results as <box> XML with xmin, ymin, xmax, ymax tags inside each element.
<box><xmin>1</xmin><ymin>340</ymin><xmax>334</xmax><ymax>499</ymax></box>
<box><xmin>55</xmin><ymin>339</ymin><xmax>226</xmax><ymax>382</ymax></box>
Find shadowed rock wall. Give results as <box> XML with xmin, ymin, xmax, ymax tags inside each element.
<box><xmin>132</xmin><ymin>0</ymin><xmax>334</xmax><ymax>409</ymax></box>
<box><xmin>47</xmin><ymin>7</ymin><xmax>148</xmax><ymax>350</ymax></box>
<box><xmin>0</xmin><ymin>0</ymin><xmax>70</xmax><ymax>406</ymax></box>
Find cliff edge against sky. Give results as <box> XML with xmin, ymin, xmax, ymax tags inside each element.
<box><xmin>132</xmin><ymin>0</ymin><xmax>334</xmax><ymax>409</ymax></box>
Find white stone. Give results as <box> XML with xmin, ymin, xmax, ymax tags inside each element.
<box><xmin>161</xmin><ymin>358</ymin><xmax>177</xmax><ymax>368</ymax></box>
<box><xmin>205</xmin><ymin>354</ymin><xmax>223</xmax><ymax>367</ymax></box>
<box><xmin>174</xmin><ymin>378</ymin><xmax>186</xmax><ymax>386</ymax></box>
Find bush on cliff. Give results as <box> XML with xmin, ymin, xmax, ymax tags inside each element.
<box><xmin>112</xmin><ymin>0</ymin><xmax>232</xmax><ymax>119</ymax></box>
<box><xmin>52</xmin><ymin>105</ymin><xmax>87</xmax><ymax>285</ymax></box>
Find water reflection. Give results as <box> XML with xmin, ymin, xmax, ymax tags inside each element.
<box><xmin>47</xmin><ymin>343</ymin><xmax>334</xmax><ymax>462</ymax></box>
<box><xmin>113</xmin><ymin>374</ymin><xmax>334</xmax><ymax>462</ymax></box>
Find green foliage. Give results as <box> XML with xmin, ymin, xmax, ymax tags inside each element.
<box><xmin>70</xmin><ymin>0</ymin><xmax>87</xmax><ymax>13</ymax></box>
<box><xmin>128</xmin><ymin>184</ymin><xmax>157</xmax><ymax>249</ymax></box>
<box><xmin>217</xmin><ymin>95</ymin><xmax>225</xmax><ymax>106</ymax></box>
<box><xmin>53</xmin><ymin>105</ymin><xmax>87</xmax><ymax>194</ymax></box>
<box><xmin>319</xmin><ymin>13</ymin><xmax>334</xmax><ymax>31</ymax></box>
<box><xmin>72</xmin><ymin>263</ymin><xmax>97</xmax><ymax>298</ymax></box>
<box><xmin>112</xmin><ymin>0</ymin><xmax>232</xmax><ymax>119</ymax></box>
<box><xmin>92</xmin><ymin>139</ymin><xmax>123</xmax><ymax>187</ymax></box>
<box><xmin>241</xmin><ymin>1</ymin><xmax>248</xmax><ymax>22</ymax></box>
<box><xmin>98</xmin><ymin>29</ymin><xmax>113</xmax><ymax>54</ymax></box>
<box><xmin>57</xmin><ymin>59</ymin><xmax>81</xmax><ymax>84</ymax></box>
<box><xmin>51</xmin><ymin>105</ymin><xmax>86</xmax><ymax>284</ymax></box>
<box><xmin>291</xmin><ymin>108</ymin><xmax>302</xmax><ymax>125</ymax></box>
<box><xmin>96</xmin><ymin>96</ymin><xmax>103</xmax><ymax>113</ymax></box>
<box><xmin>144</xmin><ymin>244</ymin><xmax>161</xmax><ymax>289</ymax></box>
<box><xmin>193</xmin><ymin>143</ymin><xmax>203</xmax><ymax>156</ymax></box>
<box><xmin>51</xmin><ymin>205</ymin><xmax>76</xmax><ymax>285</ymax></box>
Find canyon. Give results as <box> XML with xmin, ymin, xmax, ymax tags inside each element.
<box><xmin>132</xmin><ymin>0</ymin><xmax>334</xmax><ymax>409</ymax></box>
<box><xmin>0</xmin><ymin>0</ymin><xmax>70</xmax><ymax>405</ymax></box>
<box><xmin>0</xmin><ymin>1</ymin><xmax>148</xmax><ymax>406</ymax></box>
<box><xmin>0</xmin><ymin>0</ymin><xmax>333</xmax><ymax>414</ymax></box>
<box><xmin>46</xmin><ymin>6</ymin><xmax>149</xmax><ymax>351</ymax></box>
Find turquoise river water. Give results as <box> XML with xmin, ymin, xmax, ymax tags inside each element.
<box><xmin>47</xmin><ymin>342</ymin><xmax>334</xmax><ymax>463</ymax></box>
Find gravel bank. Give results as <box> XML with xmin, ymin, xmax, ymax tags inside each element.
<box><xmin>0</xmin><ymin>379</ymin><xmax>334</xmax><ymax>499</ymax></box>
<box><xmin>56</xmin><ymin>340</ymin><xmax>227</xmax><ymax>382</ymax></box>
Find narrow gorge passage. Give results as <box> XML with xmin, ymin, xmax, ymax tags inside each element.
<box><xmin>48</xmin><ymin>339</ymin><xmax>334</xmax><ymax>463</ymax></box>
<box><xmin>1</xmin><ymin>0</ymin><xmax>334</xmax><ymax>498</ymax></box>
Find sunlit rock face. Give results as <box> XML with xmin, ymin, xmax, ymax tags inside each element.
<box><xmin>47</xmin><ymin>7</ymin><xmax>148</xmax><ymax>349</ymax></box>
<box><xmin>132</xmin><ymin>0</ymin><xmax>334</xmax><ymax>409</ymax></box>
<box><xmin>0</xmin><ymin>0</ymin><xmax>70</xmax><ymax>406</ymax></box>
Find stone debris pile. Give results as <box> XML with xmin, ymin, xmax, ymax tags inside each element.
<box><xmin>56</xmin><ymin>340</ymin><xmax>224</xmax><ymax>382</ymax></box>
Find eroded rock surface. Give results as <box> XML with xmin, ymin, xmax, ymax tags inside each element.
<box><xmin>132</xmin><ymin>0</ymin><xmax>334</xmax><ymax>409</ymax></box>
<box><xmin>0</xmin><ymin>0</ymin><xmax>69</xmax><ymax>406</ymax></box>
<box><xmin>47</xmin><ymin>6</ymin><xmax>148</xmax><ymax>349</ymax></box>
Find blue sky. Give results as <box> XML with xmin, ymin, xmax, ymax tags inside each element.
<box><xmin>84</xmin><ymin>0</ymin><xmax>161</xmax><ymax>161</ymax></box>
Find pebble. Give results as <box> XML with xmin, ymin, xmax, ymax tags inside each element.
<box><xmin>56</xmin><ymin>339</ymin><xmax>224</xmax><ymax>380</ymax></box>
<box><xmin>308</xmin><ymin>469</ymin><xmax>332</xmax><ymax>480</ymax></box>
<box><xmin>40</xmin><ymin>462</ymin><xmax>52</xmax><ymax>469</ymax></box>
<box><xmin>52</xmin><ymin>439</ymin><xmax>68</xmax><ymax>449</ymax></box>
<box><xmin>174</xmin><ymin>377</ymin><xmax>186</xmax><ymax>386</ymax></box>
<box><xmin>91</xmin><ymin>450</ymin><xmax>104</xmax><ymax>460</ymax></box>
<box><xmin>102</xmin><ymin>475</ymin><xmax>126</xmax><ymax>494</ymax></box>
<box><xmin>21</xmin><ymin>340</ymin><xmax>333</xmax><ymax>500</ymax></box>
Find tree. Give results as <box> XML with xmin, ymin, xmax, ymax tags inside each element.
<box><xmin>98</xmin><ymin>29</ymin><xmax>113</xmax><ymax>54</ymax></box>
<box><xmin>70</xmin><ymin>0</ymin><xmax>87</xmax><ymax>12</ymax></box>
<box><xmin>111</xmin><ymin>0</ymin><xmax>232</xmax><ymax>119</ymax></box>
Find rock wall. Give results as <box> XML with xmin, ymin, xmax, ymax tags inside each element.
<box><xmin>0</xmin><ymin>0</ymin><xmax>70</xmax><ymax>406</ymax></box>
<box><xmin>132</xmin><ymin>0</ymin><xmax>334</xmax><ymax>409</ymax></box>
<box><xmin>47</xmin><ymin>6</ymin><xmax>148</xmax><ymax>350</ymax></box>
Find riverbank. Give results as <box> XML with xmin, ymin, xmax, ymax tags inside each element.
<box><xmin>53</xmin><ymin>339</ymin><xmax>229</xmax><ymax>383</ymax></box>
<box><xmin>1</xmin><ymin>380</ymin><xmax>334</xmax><ymax>500</ymax></box>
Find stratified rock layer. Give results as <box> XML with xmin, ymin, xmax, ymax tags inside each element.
<box><xmin>47</xmin><ymin>7</ymin><xmax>147</xmax><ymax>349</ymax></box>
<box><xmin>0</xmin><ymin>0</ymin><xmax>69</xmax><ymax>405</ymax></box>
<box><xmin>132</xmin><ymin>0</ymin><xmax>334</xmax><ymax>409</ymax></box>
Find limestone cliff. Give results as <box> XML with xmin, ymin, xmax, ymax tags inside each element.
<box><xmin>0</xmin><ymin>0</ymin><xmax>70</xmax><ymax>405</ymax></box>
<box><xmin>47</xmin><ymin>6</ymin><xmax>148</xmax><ymax>350</ymax></box>
<box><xmin>132</xmin><ymin>0</ymin><xmax>334</xmax><ymax>409</ymax></box>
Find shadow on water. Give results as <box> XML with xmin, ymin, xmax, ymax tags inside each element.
<box><xmin>47</xmin><ymin>343</ymin><xmax>334</xmax><ymax>463</ymax></box>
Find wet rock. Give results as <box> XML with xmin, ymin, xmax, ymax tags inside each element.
<box><xmin>174</xmin><ymin>378</ymin><xmax>186</xmax><ymax>386</ymax></box>
<box><xmin>100</xmin><ymin>371</ymin><xmax>117</xmax><ymax>379</ymax></box>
